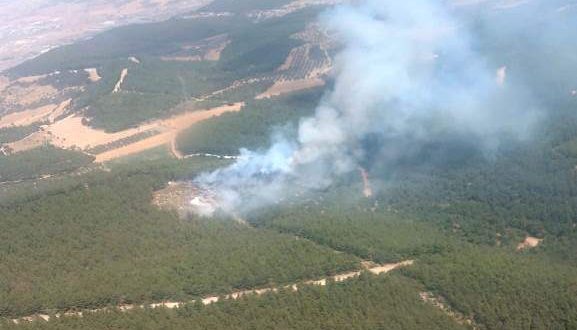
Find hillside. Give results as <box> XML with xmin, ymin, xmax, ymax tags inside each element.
<box><xmin>1</xmin><ymin>0</ymin><xmax>577</xmax><ymax>329</ymax></box>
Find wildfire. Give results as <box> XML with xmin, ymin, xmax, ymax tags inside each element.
<box><xmin>189</xmin><ymin>185</ymin><xmax>219</xmax><ymax>217</ymax></box>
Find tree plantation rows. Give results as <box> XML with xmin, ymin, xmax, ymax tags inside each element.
<box><xmin>8</xmin><ymin>6</ymin><xmax>322</xmax><ymax>133</ymax></box>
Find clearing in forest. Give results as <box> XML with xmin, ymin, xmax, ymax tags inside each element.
<box><xmin>516</xmin><ymin>236</ymin><xmax>543</xmax><ymax>251</ymax></box>
<box><xmin>84</xmin><ymin>68</ymin><xmax>102</xmax><ymax>82</ymax></box>
<box><xmin>112</xmin><ymin>68</ymin><xmax>128</xmax><ymax>93</ymax></box>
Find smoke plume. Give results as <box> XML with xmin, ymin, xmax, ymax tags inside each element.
<box><xmin>193</xmin><ymin>0</ymin><xmax>540</xmax><ymax>216</ymax></box>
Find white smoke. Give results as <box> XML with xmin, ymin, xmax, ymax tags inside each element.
<box><xmin>193</xmin><ymin>0</ymin><xmax>538</xmax><ymax>216</ymax></box>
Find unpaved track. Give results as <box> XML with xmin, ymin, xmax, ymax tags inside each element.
<box><xmin>420</xmin><ymin>291</ymin><xmax>479</xmax><ymax>329</ymax></box>
<box><xmin>112</xmin><ymin>68</ymin><xmax>128</xmax><ymax>93</ymax></box>
<box><xmin>94</xmin><ymin>102</ymin><xmax>243</xmax><ymax>162</ymax></box>
<box><xmin>10</xmin><ymin>260</ymin><xmax>413</xmax><ymax>324</ymax></box>
<box><xmin>2</xmin><ymin>100</ymin><xmax>242</xmax><ymax>161</ymax></box>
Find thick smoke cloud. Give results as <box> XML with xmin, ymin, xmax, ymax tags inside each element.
<box><xmin>193</xmin><ymin>0</ymin><xmax>539</xmax><ymax>216</ymax></box>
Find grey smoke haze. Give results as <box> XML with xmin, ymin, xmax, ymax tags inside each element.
<box><xmin>193</xmin><ymin>0</ymin><xmax>541</xmax><ymax>216</ymax></box>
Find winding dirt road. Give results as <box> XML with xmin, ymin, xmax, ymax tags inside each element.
<box><xmin>11</xmin><ymin>260</ymin><xmax>414</xmax><ymax>324</ymax></box>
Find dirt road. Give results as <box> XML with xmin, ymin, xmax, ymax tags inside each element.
<box><xmin>11</xmin><ymin>260</ymin><xmax>414</xmax><ymax>324</ymax></box>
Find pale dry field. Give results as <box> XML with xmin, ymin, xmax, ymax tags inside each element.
<box><xmin>0</xmin><ymin>98</ymin><xmax>71</xmax><ymax>129</ymax></box>
<box><xmin>257</xmin><ymin>78</ymin><xmax>325</xmax><ymax>99</ymax></box>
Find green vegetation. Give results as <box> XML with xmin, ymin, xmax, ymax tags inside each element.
<box><xmin>217</xmin><ymin>9</ymin><xmax>315</xmax><ymax>76</ymax></box>
<box><xmin>0</xmin><ymin>160</ymin><xmax>357</xmax><ymax>318</ymax></box>
<box><xmin>404</xmin><ymin>247</ymin><xmax>577</xmax><ymax>329</ymax></box>
<box><xmin>85</xmin><ymin>130</ymin><xmax>160</xmax><ymax>155</ymax></box>
<box><xmin>178</xmin><ymin>88</ymin><xmax>322</xmax><ymax>155</ymax></box>
<box><xmin>84</xmin><ymin>92</ymin><xmax>181</xmax><ymax>131</ymax></box>
<box><xmin>4</xmin><ymin>3</ymin><xmax>322</xmax><ymax>132</ymax></box>
<box><xmin>254</xmin><ymin>206</ymin><xmax>454</xmax><ymax>264</ymax></box>
<box><xmin>2</xmin><ymin>2</ymin><xmax>577</xmax><ymax>329</ymax></box>
<box><xmin>4</xmin><ymin>275</ymin><xmax>467</xmax><ymax>330</ymax></box>
<box><xmin>0</xmin><ymin>146</ymin><xmax>93</xmax><ymax>182</ymax></box>
<box><xmin>0</xmin><ymin>125</ymin><xmax>39</xmax><ymax>144</ymax></box>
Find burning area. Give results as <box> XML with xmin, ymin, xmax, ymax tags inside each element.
<box><xmin>153</xmin><ymin>182</ymin><xmax>219</xmax><ymax>218</ymax></box>
<box><xmin>187</xmin><ymin>0</ymin><xmax>547</xmax><ymax>217</ymax></box>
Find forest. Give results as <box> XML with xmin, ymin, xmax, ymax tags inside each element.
<box><xmin>404</xmin><ymin>247</ymin><xmax>577</xmax><ymax>329</ymax></box>
<box><xmin>70</xmin><ymin>8</ymin><xmax>317</xmax><ymax>132</ymax></box>
<box><xmin>3</xmin><ymin>275</ymin><xmax>466</xmax><ymax>330</ymax></box>
<box><xmin>0</xmin><ymin>146</ymin><xmax>94</xmax><ymax>182</ymax></box>
<box><xmin>0</xmin><ymin>157</ymin><xmax>358</xmax><ymax>318</ymax></box>
<box><xmin>2</xmin><ymin>1</ymin><xmax>577</xmax><ymax>329</ymax></box>
<box><xmin>177</xmin><ymin>88</ymin><xmax>323</xmax><ymax>155</ymax></box>
<box><xmin>0</xmin><ymin>125</ymin><xmax>39</xmax><ymax>144</ymax></box>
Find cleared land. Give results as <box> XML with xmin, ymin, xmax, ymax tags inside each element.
<box><xmin>0</xmin><ymin>99</ymin><xmax>242</xmax><ymax>161</ymax></box>
<box><xmin>0</xmin><ymin>99</ymin><xmax>71</xmax><ymax>129</ymax></box>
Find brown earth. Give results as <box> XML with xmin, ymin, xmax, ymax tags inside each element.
<box><xmin>516</xmin><ymin>236</ymin><xmax>543</xmax><ymax>251</ymax></box>
<box><xmin>0</xmin><ymin>104</ymin><xmax>56</xmax><ymax>128</ymax></box>
<box><xmin>112</xmin><ymin>68</ymin><xmax>128</xmax><ymax>93</ymax></box>
<box><xmin>203</xmin><ymin>40</ymin><xmax>230</xmax><ymax>61</ymax></box>
<box><xmin>84</xmin><ymin>68</ymin><xmax>102</xmax><ymax>82</ymax></box>
<box><xmin>420</xmin><ymin>291</ymin><xmax>479</xmax><ymax>329</ymax></box>
<box><xmin>256</xmin><ymin>78</ymin><xmax>325</xmax><ymax>99</ymax></box>
<box><xmin>0</xmin><ymin>98</ymin><xmax>70</xmax><ymax>129</ymax></box>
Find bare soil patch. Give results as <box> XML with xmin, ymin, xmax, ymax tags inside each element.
<box><xmin>4</xmin><ymin>131</ymin><xmax>49</xmax><ymax>153</ymax></box>
<box><xmin>204</xmin><ymin>40</ymin><xmax>230</xmax><ymax>61</ymax></box>
<box><xmin>0</xmin><ymin>104</ymin><xmax>55</xmax><ymax>128</ymax></box>
<box><xmin>84</xmin><ymin>68</ymin><xmax>102</xmax><ymax>82</ymax></box>
<box><xmin>6</xmin><ymin>101</ymin><xmax>240</xmax><ymax>159</ymax></box>
<box><xmin>256</xmin><ymin>77</ymin><xmax>325</xmax><ymax>99</ymax></box>
<box><xmin>96</xmin><ymin>103</ymin><xmax>242</xmax><ymax>162</ymax></box>
<box><xmin>47</xmin><ymin>115</ymin><xmax>155</xmax><ymax>151</ymax></box>
<box><xmin>112</xmin><ymin>68</ymin><xmax>128</xmax><ymax>93</ymax></box>
<box><xmin>420</xmin><ymin>291</ymin><xmax>479</xmax><ymax>329</ymax></box>
<box><xmin>516</xmin><ymin>236</ymin><xmax>543</xmax><ymax>251</ymax></box>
